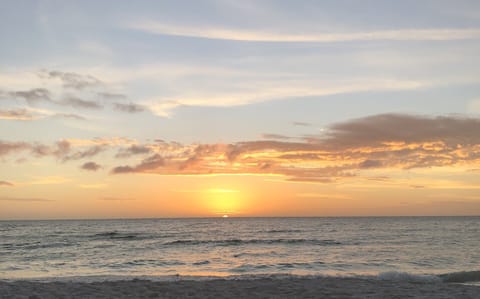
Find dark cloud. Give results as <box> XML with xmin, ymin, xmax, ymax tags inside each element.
<box><xmin>320</xmin><ymin>113</ymin><xmax>480</xmax><ymax>148</ymax></box>
<box><xmin>0</xmin><ymin>108</ymin><xmax>35</xmax><ymax>120</ymax></box>
<box><xmin>115</xmin><ymin>145</ymin><xmax>151</xmax><ymax>158</ymax></box>
<box><xmin>62</xmin><ymin>97</ymin><xmax>103</xmax><ymax>109</ymax></box>
<box><xmin>9</xmin><ymin>88</ymin><xmax>51</xmax><ymax>105</ymax></box>
<box><xmin>261</xmin><ymin>133</ymin><xmax>292</xmax><ymax>140</ymax></box>
<box><xmin>111</xmin><ymin>165</ymin><xmax>135</xmax><ymax>174</ymax></box>
<box><xmin>0</xmin><ymin>181</ymin><xmax>14</xmax><ymax>187</ymax></box>
<box><xmin>80</xmin><ymin>161</ymin><xmax>102</xmax><ymax>171</ymax></box>
<box><xmin>359</xmin><ymin>159</ymin><xmax>383</xmax><ymax>169</ymax></box>
<box><xmin>62</xmin><ymin>145</ymin><xmax>105</xmax><ymax>161</ymax></box>
<box><xmin>113</xmin><ymin>102</ymin><xmax>146</xmax><ymax>113</ymax></box>
<box><xmin>42</xmin><ymin>70</ymin><xmax>101</xmax><ymax>90</ymax></box>
<box><xmin>111</xmin><ymin>154</ymin><xmax>165</xmax><ymax>174</ymax></box>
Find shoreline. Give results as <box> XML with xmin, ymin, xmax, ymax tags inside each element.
<box><xmin>1</xmin><ymin>275</ymin><xmax>479</xmax><ymax>298</ymax></box>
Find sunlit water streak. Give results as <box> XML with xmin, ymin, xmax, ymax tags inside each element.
<box><xmin>0</xmin><ymin>217</ymin><xmax>479</xmax><ymax>280</ymax></box>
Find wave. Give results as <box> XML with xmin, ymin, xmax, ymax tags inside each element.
<box><xmin>163</xmin><ymin>238</ymin><xmax>341</xmax><ymax>246</ymax></box>
<box><xmin>1</xmin><ymin>241</ymin><xmax>75</xmax><ymax>250</ymax></box>
<box><xmin>378</xmin><ymin>271</ymin><xmax>441</xmax><ymax>283</ymax></box>
<box><xmin>263</xmin><ymin>229</ymin><xmax>304</xmax><ymax>234</ymax></box>
<box><xmin>438</xmin><ymin>271</ymin><xmax>480</xmax><ymax>283</ymax></box>
<box><xmin>3</xmin><ymin>271</ymin><xmax>480</xmax><ymax>284</ymax></box>
<box><xmin>91</xmin><ymin>231</ymin><xmax>151</xmax><ymax>241</ymax></box>
<box><xmin>379</xmin><ymin>271</ymin><xmax>480</xmax><ymax>284</ymax></box>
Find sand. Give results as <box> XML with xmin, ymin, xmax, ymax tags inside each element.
<box><xmin>1</xmin><ymin>276</ymin><xmax>479</xmax><ymax>299</ymax></box>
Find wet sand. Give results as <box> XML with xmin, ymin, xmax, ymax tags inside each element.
<box><xmin>1</xmin><ymin>276</ymin><xmax>479</xmax><ymax>298</ymax></box>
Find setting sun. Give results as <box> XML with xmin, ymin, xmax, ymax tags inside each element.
<box><xmin>204</xmin><ymin>188</ymin><xmax>243</xmax><ymax>216</ymax></box>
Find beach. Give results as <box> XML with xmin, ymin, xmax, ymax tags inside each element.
<box><xmin>1</xmin><ymin>276</ymin><xmax>479</xmax><ymax>298</ymax></box>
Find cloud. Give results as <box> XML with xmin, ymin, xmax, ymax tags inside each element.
<box><xmin>113</xmin><ymin>102</ymin><xmax>146</xmax><ymax>113</ymax></box>
<box><xmin>293</xmin><ymin>121</ymin><xmax>311</xmax><ymax>127</ymax></box>
<box><xmin>29</xmin><ymin>176</ymin><xmax>71</xmax><ymax>185</ymax></box>
<box><xmin>0</xmin><ymin>108</ymin><xmax>36</xmax><ymax>121</ymax></box>
<box><xmin>41</xmin><ymin>70</ymin><xmax>101</xmax><ymax>90</ymax></box>
<box><xmin>80</xmin><ymin>161</ymin><xmax>102</xmax><ymax>171</ymax></box>
<box><xmin>62</xmin><ymin>145</ymin><xmax>105</xmax><ymax>161</ymax></box>
<box><xmin>98</xmin><ymin>92</ymin><xmax>127</xmax><ymax>100</ymax></box>
<box><xmin>115</xmin><ymin>144</ymin><xmax>152</xmax><ymax>158</ymax></box>
<box><xmin>0</xmin><ymin>181</ymin><xmax>14</xmax><ymax>187</ymax></box>
<box><xmin>145</xmin><ymin>79</ymin><xmax>424</xmax><ymax>117</ymax></box>
<box><xmin>99</xmin><ymin>197</ymin><xmax>135</xmax><ymax>201</ymax></box>
<box><xmin>2</xmin><ymin>114</ymin><xmax>479</xmax><ymax>183</ymax></box>
<box><xmin>9</xmin><ymin>88</ymin><xmax>52</xmax><ymax>105</ymax></box>
<box><xmin>359</xmin><ymin>159</ymin><xmax>383</xmax><ymax>169</ymax></box>
<box><xmin>0</xmin><ymin>140</ymin><xmax>30</xmax><ymax>157</ymax></box>
<box><xmin>0</xmin><ymin>139</ymin><xmax>108</xmax><ymax>163</ymax></box>
<box><xmin>52</xmin><ymin>113</ymin><xmax>86</xmax><ymax>120</ymax></box>
<box><xmin>109</xmin><ymin>114</ymin><xmax>480</xmax><ymax>182</ymax></box>
<box><xmin>319</xmin><ymin>113</ymin><xmax>480</xmax><ymax>149</ymax></box>
<box><xmin>111</xmin><ymin>153</ymin><xmax>165</xmax><ymax>174</ymax></box>
<box><xmin>0</xmin><ymin>197</ymin><xmax>52</xmax><ymax>202</ymax></box>
<box><xmin>129</xmin><ymin>21</ymin><xmax>480</xmax><ymax>42</ymax></box>
<box><xmin>467</xmin><ymin>99</ymin><xmax>480</xmax><ymax>113</ymax></box>
<box><xmin>61</xmin><ymin>97</ymin><xmax>103</xmax><ymax>109</ymax></box>
<box><xmin>261</xmin><ymin>133</ymin><xmax>293</xmax><ymax>140</ymax></box>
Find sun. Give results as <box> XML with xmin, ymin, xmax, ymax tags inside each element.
<box><xmin>204</xmin><ymin>188</ymin><xmax>242</xmax><ymax>216</ymax></box>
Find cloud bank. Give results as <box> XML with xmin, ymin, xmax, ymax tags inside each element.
<box><xmin>107</xmin><ymin>114</ymin><xmax>480</xmax><ymax>182</ymax></box>
<box><xmin>2</xmin><ymin>114</ymin><xmax>479</xmax><ymax>183</ymax></box>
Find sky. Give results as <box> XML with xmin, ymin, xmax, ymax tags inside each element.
<box><xmin>1</xmin><ymin>0</ymin><xmax>480</xmax><ymax>219</ymax></box>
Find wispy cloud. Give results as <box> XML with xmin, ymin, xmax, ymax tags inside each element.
<box><xmin>115</xmin><ymin>144</ymin><xmax>152</xmax><ymax>158</ymax></box>
<box><xmin>113</xmin><ymin>102</ymin><xmax>146</xmax><ymax>113</ymax></box>
<box><xmin>9</xmin><ymin>88</ymin><xmax>52</xmax><ymax>105</ymax></box>
<box><xmin>99</xmin><ymin>197</ymin><xmax>135</xmax><ymax>201</ymax></box>
<box><xmin>78</xmin><ymin>183</ymin><xmax>107</xmax><ymax>189</ymax></box>
<box><xmin>146</xmin><ymin>78</ymin><xmax>424</xmax><ymax>116</ymax></box>
<box><xmin>261</xmin><ymin>133</ymin><xmax>293</xmax><ymax>140</ymax></box>
<box><xmin>51</xmin><ymin>113</ymin><xmax>86</xmax><ymax>121</ymax></box>
<box><xmin>29</xmin><ymin>176</ymin><xmax>71</xmax><ymax>185</ymax></box>
<box><xmin>129</xmin><ymin>21</ymin><xmax>480</xmax><ymax>42</ymax></box>
<box><xmin>61</xmin><ymin>96</ymin><xmax>103</xmax><ymax>109</ymax></box>
<box><xmin>293</xmin><ymin>121</ymin><xmax>311</xmax><ymax>127</ymax></box>
<box><xmin>40</xmin><ymin>70</ymin><xmax>101</xmax><ymax>90</ymax></box>
<box><xmin>0</xmin><ymin>181</ymin><xmax>14</xmax><ymax>187</ymax></box>
<box><xmin>0</xmin><ymin>197</ymin><xmax>53</xmax><ymax>202</ymax></box>
<box><xmin>0</xmin><ymin>108</ymin><xmax>36</xmax><ymax>121</ymax></box>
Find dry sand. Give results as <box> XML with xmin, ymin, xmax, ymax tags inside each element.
<box><xmin>1</xmin><ymin>276</ymin><xmax>479</xmax><ymax>299</ymax></box>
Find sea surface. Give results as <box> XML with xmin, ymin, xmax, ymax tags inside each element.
<box><xmin>1</xmin><ymin>217</ymin><xmax>479</xmax><ymax>281</ymax></box>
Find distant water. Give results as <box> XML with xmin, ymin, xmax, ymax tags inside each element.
<box><xmin>1</xmin><ymin>217</ymin><xmax>479</xmax><ymax>281</ymax></box>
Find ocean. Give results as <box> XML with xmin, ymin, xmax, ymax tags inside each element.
<box><xmin>1</xmin><ymin>217</ymin><xmax>479</xmax><ymax>283</ymax></box>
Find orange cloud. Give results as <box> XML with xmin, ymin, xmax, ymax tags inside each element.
<box><xmin>1</xmin><ymin>114</ymin><xmax>480</xmax><ymax>184</ymax></box>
